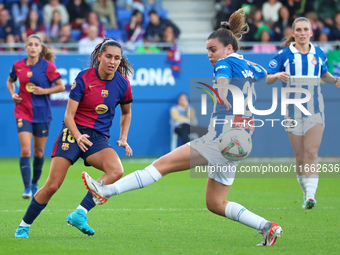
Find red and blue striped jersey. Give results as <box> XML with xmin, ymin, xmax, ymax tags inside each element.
<box><xmin>69</xmin><ymin>68</ymin><xmax>133</xmax><ymax>137</ymax></box>
<box><xmin>9</xmin><ymin>57</ymin><xmax>61</xmax><ymax>123</ymax></box>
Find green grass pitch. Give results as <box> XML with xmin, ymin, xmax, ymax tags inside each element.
<box><xmin>0</xmin><ymin>158</ymin><xmax>339</xmax><ymax>255</ymax></box>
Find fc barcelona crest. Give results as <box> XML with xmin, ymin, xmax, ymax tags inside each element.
<box><xmin>62</xmin><ymin>143</ymin><xmax>69</xmax><ymax>151</ymax></box>
<box><xmin>101</xmin><ymin>90</ymin><xmax>108</xmax><ymax>98</ymax></box>
<box><xmin>27</xmin><ymin>71</ymin><xmax>32</xmax><ymax>78</ymax></box>
<box><xmin>17</xmin><ymin>119</ymin><xmax>23</xmax><ymax>128</ymax></box>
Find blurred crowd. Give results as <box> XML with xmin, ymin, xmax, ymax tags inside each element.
<box><xmin>214</xmin><ymin>0</ymin><xmax>340</xmax><ymax>52</ymax></box>
<box><xmin>0</xmin><ymin>0</ymin><xmax>181</xmax><ymax>52</ymax></box>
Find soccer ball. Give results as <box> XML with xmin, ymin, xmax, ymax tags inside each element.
<box><xmin>218</xmin><ymin>129</ymin><xmax>252</xmax><ymax>161</ymax></box>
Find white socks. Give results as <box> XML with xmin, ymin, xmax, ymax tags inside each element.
<box><xmin>77</xmin><ymin>205</ymin><xmax>88</xmax><ymax>214</ymax></box>
<box><xmin>297</xmin><ymin>175</ymin><xmax>307</xmax><ymax>200</ymax></box>
<box><xmin>306</xmin><ymin>174</ymin><xmax>319</xmax><ymax>199</ymax></box>
<box><xmin>19</xmin><ymin>220</ymin><xmax>31</xmax><ymax>227</ymax></box>
<box><xmin>104</xmin><ymin>165</ymin><xmax>163</xmax><ymax>198</ymax></box>
<box><xmin>224</xmin><ymin>202</ymin><xmax>269</xmax><ymax>231</ymax></box>
<box><xmin>297</xmin><ymin>174</ymin><xmax>319</xmax><ymax>200</ymax></box>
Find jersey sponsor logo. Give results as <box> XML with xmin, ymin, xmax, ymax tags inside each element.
<box><xmin>17</xmin><ymin>119</ymin><xmax>23</xmax><ymax>128</ymax></box>
<box><xmin>61</xmin><ymin>143</ymin><xmax>69</xmax><ymax>151</ymax></box>
<box><xmin>71</xmin><ymin>81</ymin><xmax>76</xmax><ymax>90</ymax></box>
<box><xmin>95</xmin><ymin>104</ymin><xmax>108</xmax><ymax>114</ymax></box>
<box><xmin>26</xmin><ymin>82</ymin><xmax>36</xmax><ymax>92</ymax></box>
<box><xmin>311</xmin><ymin>57</ymin><xmax>317</xmax><ymax>65</ymax></box>
<box><xmin>253</xmin><ymin>65</ymin><xmax>262</xmax><ymax>73</ymax></box>
<box><xmin>269</xmin><ymin>60</ymin><xmax>277</xmax><ymax>68</ymax></box>
<box><xmin>89</xmin><ymin>84</ymin><xmax>98</xmax><ymax>88</ymax></box>
<box><xmin>27</xmin><ymin>71</ymin><xmax>32</xmax><ymax>78</ymax></box>
<box><xmin>101</xmin><ymin>90</ymin><xmax>108</xmax><ymax>98</ymax></box>
<box><xmin>215</xmin><ymin>65</ymin><xmax>227</xmax><ymax>71</ymax></box>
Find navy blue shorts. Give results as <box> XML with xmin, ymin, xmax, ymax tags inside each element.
<box><xmin>51</xmin><ymin>123</ymin><xmax>112</xmax><ymax>166</ymax></box>
<box><xmin>16</xmin><ymin>119</ymin><xmax>50</xmax><ymax>137</ymax></box>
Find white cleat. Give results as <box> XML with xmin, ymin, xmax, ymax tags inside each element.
<box><xmin>82</xmin><ymin>172</ymin><xmax>108</xmax><ymax>205</ymax></box>
<box><xmin>256</xmin><ymin>222</ymin><xmax>282</xmax><ymax>246</ymax></box>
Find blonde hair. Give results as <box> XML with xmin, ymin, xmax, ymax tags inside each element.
<box><xmin>208</xmin><ymin>8</ymin><xmax>249</xmax><ymax>52</ymax></box>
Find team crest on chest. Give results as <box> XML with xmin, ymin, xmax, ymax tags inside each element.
<box><xmin>61</xmin><ymin>143</ymin><xmax>69</xmax><ymax>150</ymax></box>
<box><xmin>311</xmin><ymin>57</ymin><xmax>317</xmax><ymax>65</ymax></box>
<box><xmin>101</xmin><ymin>90</ymin><xmax>108</xmax><ymax>98</ymax></box>
<box><xmin>27</xmin><ymin>71</ymin><xmax>32</xmax><ymax>78</ymax></box>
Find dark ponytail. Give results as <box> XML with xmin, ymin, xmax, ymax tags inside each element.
<box><xmin>90</xmin><ymin>38</ymin><xmax>134</xmax><ymax>78</ymax></box>
<box><xmin>208</xmin><ymin>8</ymin><xmax>249</xmax><ymax>52</ymax></box>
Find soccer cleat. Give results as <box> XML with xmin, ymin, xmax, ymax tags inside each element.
<box><xmin>66</xmin><ymin>209</ymin><xmax>95</xmax><ymax>236</ymax></box>
<box><xmin>22</xmin><ymin>188</ymin><xmax>32</xmax><ymax>200</ymax></box>
<box><xmin>304</xmin><ymin>198</ymin><xmax>316</xmax><ymax>209</ymax></box>
<box><xmin>256</xmin><ymin>222</ymin><xmax>282</xmax><ymax>246</ymax></box>
<box><xmin>15</xmin><ymin>226</ymin><xmax>30</xmax><ymax>238</ymax></box>
<box><xmin>82</xmin><ymin>172</ymin><xmax>108</xmax><ymax>205</ymax></box>
<box><xmin>31</xmin><ymin>184</ymin><xmax>39</xmax><ymax>197</ymax></box>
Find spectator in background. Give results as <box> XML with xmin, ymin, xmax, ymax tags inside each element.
<box><xmin>330</xmin><ymin>12</ymin><xmax>340</xmax><ymax>41</ymax></box>
<box><xmin>50</xmin><ymin>24</ymin><xmax>78</xmax><ymax>52</ymax></box>
<box><xmin>252</xmin><ymin>29</ymin><xmax>276</xmax><ymax>53</ymax></box>
<box><xmin>79</xmin><ymin>25</ymin><xmax>103</xmax><ymax>54</ymax></box>
<box><xmin>143</xmin><ymin>0</ymin><xmax>163</xmax><ymax>13</ymax></box>
<box><xmin>262</xmin><ymin>0</ymin><xmax>282</xmax><ymax>24</ymax></box>
<box><xmin>144</xmin><ymin>10</ymin><xmax>180</xmax><ymax>42</ymax></box>
<box><xmin>126</xmin><ymin>9</ymin><xmax>144</xmax><ymax>43</ymax></box>
<box><xmin>11</xmin><ymin>0</ymin><xmax>38</xmax><ymax>27</ymax></box>
<box><xmin>244</xmin><ymin>8</ymin><xmax>270</xmax><ymax>42</ymax></box>
<box><xmin>286</xmin><ymin>0</ymin><xmax>315</xmax><ymax>21</ymax></box>
<box><xmin>67</xmin><ymin>0</ymin><xmax>91</xmax><ymax>30</ymax></box>
<box><xmin>45</xmin><ymin>10</ymin><xmax>62</xmax><ymax>42</ymax></box>
<box><xmin>319</xmin><ymin>32</ymin><xmax>333</xmax><ymax>53</ymax></box>
<box><xmin>92</xmin><ymin>0</ymin><xmax>118</xmax><ymax>29</ymax></box>
<box><xmin>170</xmin><ymin>93</ymin><xmax>207</xmax><ymax>145</ymax></box>
<box><xmin>21</xmin><ymin>9</ymin><xmax>46</xmax><ymax>42</ymax></box>
<box><xmin>273</xmin><ymin>6</ymin><xmax>291</xmax><ymax>41</ymax></box>
<box><xmin>81</xmin><ymin>11</ymin><xmax>105</xmax><ymax>39</ymax></box>
<box><xmin>116</xmin><ymin>0</ymin><xmax>145</xmax><ymax>12</ymax></box>
<box><xmin>305</xmin><ymin>12</ymin><xmax>322</xmax><ymax>41</ymax></box>
<box><xmin>314</xmin><ymin>0</ymin><xmax>340</xmax><ymax>27</ymax></box>
<box><xmin>43</xmin><ymin>0</ymin><xmax>69</xmax><ymax>25</ymax></box>
<box><xmin>213</xmin><ymin>0</ymin><xmax>234</xmax><ymax>30</ymax></box>
<box><xmin>0</xmin><ymin>9</ymin><xmax>20</xmax><ymax>44</ymax></box>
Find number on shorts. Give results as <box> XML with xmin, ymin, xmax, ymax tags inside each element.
<box><xmin>62</xmin><ymin>128</ymin><xmax>75</xmax><ymax>143</ymax></box>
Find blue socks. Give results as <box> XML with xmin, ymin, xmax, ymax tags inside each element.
<box><xmin>32</xmin><ymin>156</ymin><xmax>44</xmax><ymax>185</ymax></box>
<box><xmin>20</xmin><ymin>157</ymin><xmax>31</xmax><ymax>190</ymax></box>
<box><xmin>22</xmin><ymin>197</ymin><xmax>47</xmax><ymax>225</ymax></box>
<box><xmin>80</xmin><ymin>192</ymin><xmax>96</xmax><ymax>212</ymax></box>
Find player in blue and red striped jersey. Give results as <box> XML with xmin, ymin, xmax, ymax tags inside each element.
<box><xmin>267</xmin><ymin>17</ymin><xmax>340</xmax><ymax>210</ymax></box>
<box><xmin>14</xmin><ymin>38</ymin><xmax>134</xmax><ymax>238</ymax></box>
<box><xmin>6</xmin><ymin>34</ymin><xmax>65</xmax><ymax>200</ymax></box>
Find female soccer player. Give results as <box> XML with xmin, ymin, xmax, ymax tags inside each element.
<box><xmin>266</xmin><ymin>17</ymin><xmax>340</xmax><ymax>209</ymax></box>
<box><xmin>15</xmin><ymin>39</ymin><xmax>134</xmax><ymax>238</ymax></box>
<box><xmin>83</xmin><ymin>9</ymin><xmax>283</xmax><ymax>246</ymax></box>
<box><xmin>6</xmin><ymin>34</ymin><xmax>65</xmax><ymax>199</ymax></box>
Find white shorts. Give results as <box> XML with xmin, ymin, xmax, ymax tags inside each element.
<box><xmin>284</xmin><ymin>113</ymin><xmax>324</xmax><ymax>136</ymax></box>
<box><xmin>189</xmin><ymin>131</ymin><xmax>239</xmax><ymax>186</ymax></box>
